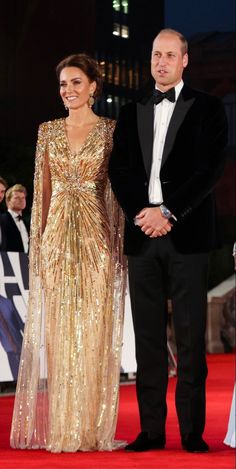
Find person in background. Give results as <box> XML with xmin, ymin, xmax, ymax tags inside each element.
<box><xmin>109</xmin><ymin>28</ymin><xmax>228</xmax><ymax>453</ymax></box>
<box><xmin>0</xmin><ymin>294</ymin><xmax>24</xmax><ymax>380</ymax></box>
<box><xmin>223</xmin><ymin>242</ymin><xmax>236</xmax><ymax>449</ymax></box>
<box><xmin>0</xmin><ymin>176</ymin><xmax>8</xmax><ymax>250</ymax></box>
<box><xmin>0</xmin><ymin>184</ymin><xmax>29</xmax><ymax>253</ymax></box>
<box><xmin>0</xmin><ymin>177</ymin><xmax>7</xmax><ymax>205</ymax></box>
<box><xmin>10</xmin><ymin>53</ymin><xmax>126</xmax><ymax>453</ymax></box>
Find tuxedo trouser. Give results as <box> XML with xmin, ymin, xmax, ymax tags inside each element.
<box><xmin>128</xmin><ymin>235</ymin><xmax>209</xmax><ymax>438</ymax></box>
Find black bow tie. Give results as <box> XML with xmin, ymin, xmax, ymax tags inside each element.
<box><xmin>16</xmin><ymin>215</ymin><xmax>23</xmax><ymax>221</ymax></box>
<box><xmin>153</xmin><ymin>88</ymin><xmax>176</xmax><ymax>105</ymax></box>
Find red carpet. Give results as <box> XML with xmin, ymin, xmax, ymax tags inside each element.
<box><xmin>0</xmin><ymin>354</ymin><xmax>235</xmax><ymax>469</ymax></box>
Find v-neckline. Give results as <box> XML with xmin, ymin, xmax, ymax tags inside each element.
<box><xmin>63</xmin><ymin>117</ymin><xmax>102</xmax><ymax>156</ymax></box>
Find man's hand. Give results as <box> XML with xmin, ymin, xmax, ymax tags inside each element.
<box><xmin>134</xmin><ymin>207</ymin><xmax>172</xmax><ymax>238</ymax></box>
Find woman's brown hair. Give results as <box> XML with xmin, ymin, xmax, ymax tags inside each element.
<box><xmin>56</xmin><ymin>53</ymin><xmax>103</xmax><ymax>98</ymax></box>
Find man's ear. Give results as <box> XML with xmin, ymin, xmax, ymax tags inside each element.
<box><xmin>183</xmin><ymin>53</ymin><xmax>188</xmax><ymax>69</ymax></box>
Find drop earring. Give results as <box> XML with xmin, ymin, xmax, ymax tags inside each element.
<box><xmin>88</xmin><ymin>94</ymin><xmax>95</xmax><ymax>108</ymax></box>
<box><xmin>62</xmin><ymin>100</ymin><xmax>68</xmax><ymax>111</ymax></box>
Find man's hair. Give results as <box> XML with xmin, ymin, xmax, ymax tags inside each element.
<box><xmin>155</xmin><ymin>28</ymin><xmax>188</xmax><ymax>55</ymax></box>
<box><xmin>5</xmin><ymin>184</ymin><xmax>27</xmax><ymax>204</ymax></box>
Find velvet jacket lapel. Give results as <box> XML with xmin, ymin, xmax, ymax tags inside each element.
<box><xmin>137</xmin><ymin>98</ymin><xmax>154</xmax><ymax>179</ymax></box>
<box><xmin>161</xmin><ymin>87</ymin><xmax>195</xmax><ymax>167</ymax></box>
<box><xmin>136</xmin><ymin>85</ymin><xmax>196</xmax><ymax>178</ymax></box>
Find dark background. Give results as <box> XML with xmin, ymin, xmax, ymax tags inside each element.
<box><xmin>165</xmin><ymin>0</ymin><xmax>235</xmax><ymax>37</ymax></box>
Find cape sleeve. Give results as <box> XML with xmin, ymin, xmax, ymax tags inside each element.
<box><xmin>10</xmin><ymin>122</ymin><xmax>50</xmax><ymax>449</ymax></box>
<box><xmin>105</xmin><ymin>117</ymin><xmax>127</xmax><ymax>395</ymax></box>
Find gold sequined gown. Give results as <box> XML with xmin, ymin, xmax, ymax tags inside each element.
<box><xmin>10</xmin><ymin>117</ymin><xmax>126</xmax><ymax>452</ymax></box>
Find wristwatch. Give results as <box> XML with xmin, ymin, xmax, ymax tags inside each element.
<box><xmin>159</xmin><ymin>204</ymin><xmax>172</xmax><ymax>219</ymax></box>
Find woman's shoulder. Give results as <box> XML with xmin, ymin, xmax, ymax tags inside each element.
<box><xmin>100</xmin><ymin>116</ymin><xmax>116</xmax><ymax>131</ymax></box>
<box><xmin>38</xmin><ymin>118</ymin><xmax>64</xmax><ymax>134</ymax></box>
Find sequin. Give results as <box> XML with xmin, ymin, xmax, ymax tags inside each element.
<box><xmin>10</xmin><ymin>117</ymin><xmax>127</xmax><ymax>452</ymax></box>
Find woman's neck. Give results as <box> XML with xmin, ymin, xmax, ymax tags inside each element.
<box><xmin>66</xmin><ymin>108</ymin><xmax>98</xmax><ymax>127</ymax></box>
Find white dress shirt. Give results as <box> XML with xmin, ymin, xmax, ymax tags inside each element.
<box><xmin>149</xmin><ymin>80</ymin><xmax>184</xmax><ymax>205</ymax></box>
<box><xmin>8</xmin><ymin>209</ymin><xmax>29</xmax><ymax>253</ymax></box>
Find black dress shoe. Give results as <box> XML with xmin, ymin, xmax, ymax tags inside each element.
<box><xmin>182</xmin><ymin>434</ymin><xmax>209</xmax><ymax>453</ymax></box>
<box><xmin>125</xmin><ymin>432</ymin><xmax>166</xmax><ymax>452</ymax></box>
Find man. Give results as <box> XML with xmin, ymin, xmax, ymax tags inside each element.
<box><xmin>109</xmin><ymin>29</ymin><xmax>228</xmax><ymax>453</ymax></box>
<box><xmin>0</xmin><ymin>294</ymin><xmax>24</xmax><ymax>380</ymax></box>
<box><xmin>0</xmin><ymin>184</ymin><xmax>29</xmax><ymax>253</ymax></box>
<box><xmin>0</xmin><ymin>176</ymin><xmax>8</xmax><ymax>250</ymax></box>
<box><xmin>0</xmin><ymin>177</ymin><xmax>7</xmax><ymax>205</ymax></box>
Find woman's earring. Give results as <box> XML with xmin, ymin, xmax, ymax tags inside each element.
<box><xmin>62</xmin><ymin>100</ymin><xmax>68</xmax><ymax>111</ymax></box>
<box><xmin>88</xmin><ymin>94</ymin><xmax>95</xmax><ymax>108</ymax></box>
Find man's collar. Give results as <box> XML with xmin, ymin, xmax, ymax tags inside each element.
<box><xmin>8</xmin><ymin>209</ymin><xmax>22</xmax><ymax>219</ymax></box>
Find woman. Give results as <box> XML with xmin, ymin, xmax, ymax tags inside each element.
<box><xmin>224</xmin><ymin>385</ymin><xmax>235</xmax><ymax>448</ymax></box>
<box><xmin>224</xmin><ymin>244</ymin><xmax>236</xmax><ymax>449</ymax></box>
<box><xmin>10</xmin><ymin>54</ymin><xmax>126</xmax><ymax>452</ymax></box>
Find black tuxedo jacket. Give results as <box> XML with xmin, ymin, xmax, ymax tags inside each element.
<box><xmin>0</xmin><ymin>212</ymin><xmax>29</xmax><ymax>252</ymax></box>
<box><xmin>108</xmin><ymin>85</ymin><xmax>228</xmax><ymax>255</ymax></box>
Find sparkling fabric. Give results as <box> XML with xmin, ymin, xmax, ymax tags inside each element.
<box><xmin>10</xmin><ymin>117</ymin><xmax>127</xmax><ymax>452</ymax></box>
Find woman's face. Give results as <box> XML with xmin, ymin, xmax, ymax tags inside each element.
<box><xmin>59</xmin><ymin>66</ymin><xmax>96</xmax><ymax>110</ymax></box>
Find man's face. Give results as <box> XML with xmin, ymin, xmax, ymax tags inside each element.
<box><xmin>151</xmin><ymin>32</ymin><xmax>188</xmax><ymax>91</ymax></box>
<box><xmin>8</xmin><ymin>191</ymin><xmax>26</xmax><ymax>212</ymax></box>
<box><xmin>0</xmin><ymin>183</ymin><xmax>6</xmax><ymax>203</ymax></box>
